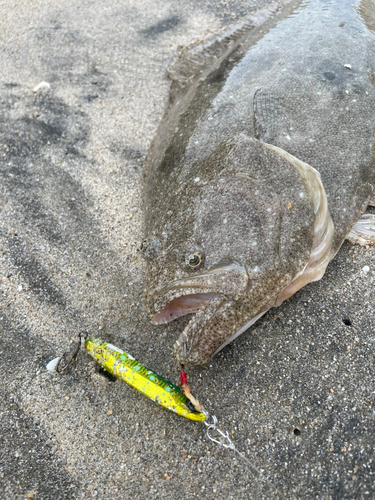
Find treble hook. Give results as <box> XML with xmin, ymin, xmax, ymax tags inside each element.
<box><xmin>202</xmin><ymin>411</ymin><xmax>275</xmax><ymax>489</ymax></box>
<box><xmin>203</xmin><ymin>413</ymin><xmax>235</xmax><ymax>450</ymax></box>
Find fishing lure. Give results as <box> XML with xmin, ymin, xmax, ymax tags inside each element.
<box><xmin>47</xmin><ymin>332</ymin><xmax>271</xmax><ymax>486</ymax></box>
<box><xmin>48</xmin><ymin>334</ymin><xmax>205</xmax><ymax>421</ymax></box>
<box><xmin>84</xmin><ymin>337</ymin><xmax>206</xmax><ymax>421</ymax></box>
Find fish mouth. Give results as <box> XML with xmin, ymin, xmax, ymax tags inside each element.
<box><xmin>173</xmin><ymin>294</ymin><xmax>229</xmax><ymax>361</ymax></box>
<box><xmin>149</xmin><ymin>260</ymin><xmax>248</xmax><ymax>325</ymax></box>
<box><xmin>152</xmin><ymin>292</ymin><xmax>220</xmax><ymax>324</ymax></box>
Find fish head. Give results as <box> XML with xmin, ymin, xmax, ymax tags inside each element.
<box><xmin>143</xmin><ymin>136</ymin><xmax>320</xmax><ymax>365</ymax></box>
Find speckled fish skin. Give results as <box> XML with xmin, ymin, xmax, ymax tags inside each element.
<box><xmin>85</xmin><ymin>338</ymin><xmax>206</xmax><ymax>421</ymax></box>
<box><xmin>142</xmin><ymin>0</ymin><xmax>375</xmax><ymax>366</ymax></box>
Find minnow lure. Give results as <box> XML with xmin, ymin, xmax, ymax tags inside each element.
<box><xmin>84</xmin><ymin>337</ymin><xmax>206</xmax><ymax>422</ymax></box>
<box><xmin>47</xmin><ymin>334</ymin><xmax>270</xmax><ymax>484</ymax></box>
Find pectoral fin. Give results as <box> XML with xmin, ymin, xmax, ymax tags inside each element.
<box><xmin>347</xmin><ymin>214</ymin><xmax>375</xmax><ymax>245</ymax></box>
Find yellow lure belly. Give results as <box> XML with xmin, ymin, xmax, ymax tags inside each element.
<box><xmin>84</xmin><ymin>338</ymin><xmax>206</xmax><ymax>422</ymax></box>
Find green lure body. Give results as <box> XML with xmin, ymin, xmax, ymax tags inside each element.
<box><xmin>84</xmin><ymin>338</ymin><xmax>206</xmax><ymax>422</ymax></box>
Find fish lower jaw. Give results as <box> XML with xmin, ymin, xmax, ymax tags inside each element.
<box><xmin>152</xmin><ymin>292</ymin><xmax>219</xmax><ymax>325</ymax></box>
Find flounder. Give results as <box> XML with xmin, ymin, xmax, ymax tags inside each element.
<box><xmin>142</xmin><ymin>0</ymin><xmax>375</xmax><ymax>366</ymax></box>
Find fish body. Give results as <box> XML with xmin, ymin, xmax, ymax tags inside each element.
<box><xmin>85</xmin><ymin>338</ymin><xmax>206</xmax><ymax>421</ymax></box>
<box><xmin>142</xmin><ymin>0</ymin><xmax>375</xmax><ymax>365</ymax></box>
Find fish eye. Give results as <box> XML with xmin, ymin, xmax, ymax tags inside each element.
<box><xmin>180</xmin><ymin>245</ymin><xmax>205</xmax><ymax>270</ymax></box>
<box><xmin>188</xmin><ymin>253</ymin><xmax>202</xmax><ymax>268</ymax></box>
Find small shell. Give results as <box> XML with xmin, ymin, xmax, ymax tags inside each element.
<box><xmin>46</xmin><ymin>356</ymin><xmax>61</xmax><ymax>371</ymax></box>
<box><xmin>33</xmin><ymin>81</ymin><xmax>51</xmax><ymax>92</ymax></box>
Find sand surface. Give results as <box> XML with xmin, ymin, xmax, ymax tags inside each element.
<box><xmin>0</xmin><ymin>1</ymin><xmax>374</xmax><ymax>498</ymax></box>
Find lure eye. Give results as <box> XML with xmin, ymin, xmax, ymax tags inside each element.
<box><xmin>95</xmin><ymin>348</ymin><xmax>103</xmax><ymax>355</ymax></box>
<box><xmin>188</xmin><ymin>253</ymin><xmax>202</xmax><ymax>268</ymax></box>
<box><xmin>140</xmin><ymin>239</ymin><xmax>148</xmax><ymax>252</ymax></box>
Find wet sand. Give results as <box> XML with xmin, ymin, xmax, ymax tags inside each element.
<box><xmin>0</xmin><ymin>1</ymin><xmax>374</xmax><ymax>498</ymax></box>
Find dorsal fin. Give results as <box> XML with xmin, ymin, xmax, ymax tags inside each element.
<box><xmin>167</xmin><ymin>1</ymin><xmax>284</xmax><ymax>102</ymax></box>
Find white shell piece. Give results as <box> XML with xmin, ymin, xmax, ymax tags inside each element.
<box><xmin>33</xmin><ymin>81</ymin><xmax>50</xmax><ymax>92</ymax></box>
<box><xmin>46</xmin><ymin>357</ymin><xmax>61</xmax><ymax>371</ymax></box>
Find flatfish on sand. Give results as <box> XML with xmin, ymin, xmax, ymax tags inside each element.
<box><xmin>141</xmin><ymin>0</ymin><xmax>375</xmax><ymax>365</ymax></box>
